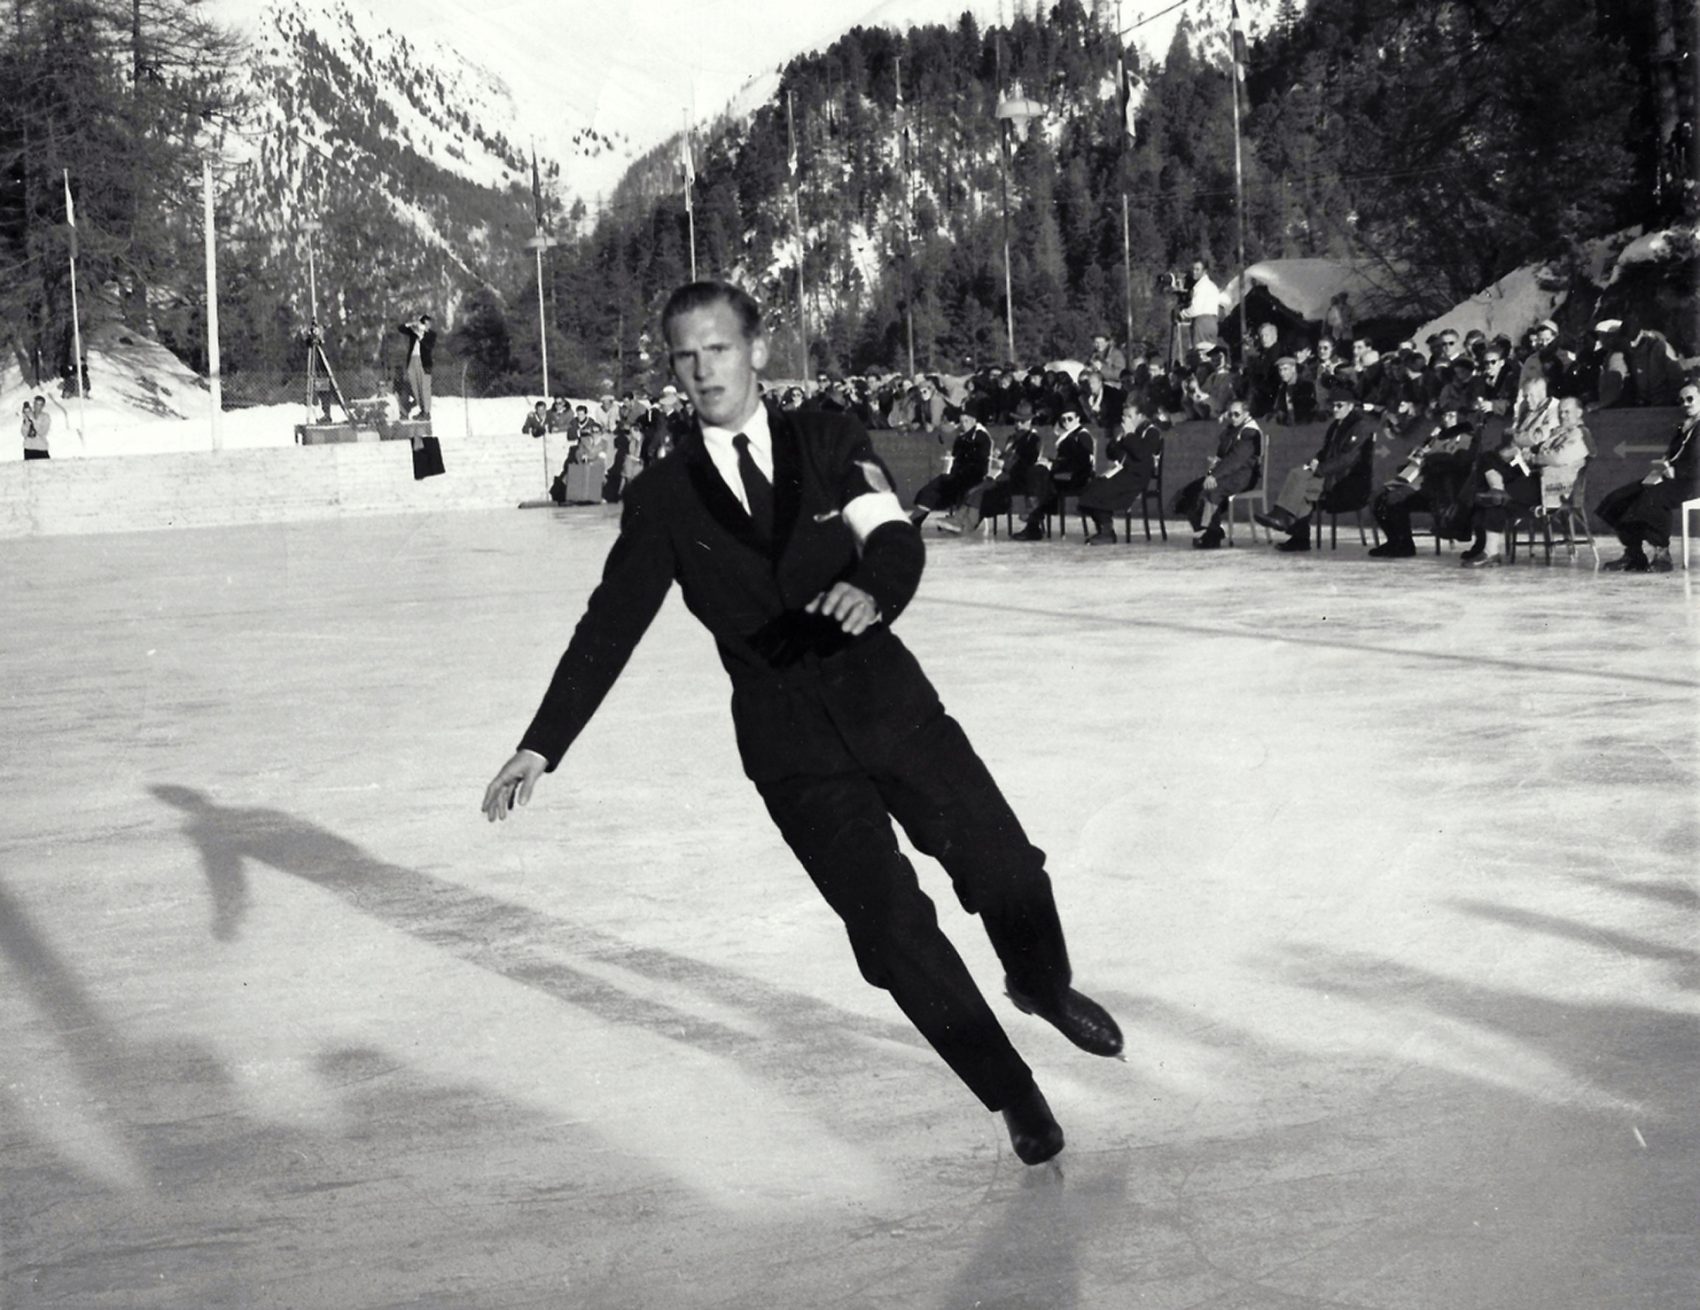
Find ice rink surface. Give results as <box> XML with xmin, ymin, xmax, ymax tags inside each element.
<box><xmin>3</xmin><ymin>508</ymin><xmax>1696</xmax><ymax>1309</ymax></box>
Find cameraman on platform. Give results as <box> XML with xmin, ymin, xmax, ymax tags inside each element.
<box><xmin>1174</xmin><ymin>259</ymin><xmax>1221</xmax><ymax>362</ymax></box>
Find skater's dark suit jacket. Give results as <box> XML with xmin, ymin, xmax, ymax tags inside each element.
<box><xmin>518</xmin><ymin>404</ymin><xmax>935</xmax><ymax>784</ymax></box>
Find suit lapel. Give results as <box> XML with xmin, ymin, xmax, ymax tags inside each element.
<box><xmin>682</xmin><ymin>426</ymin><xmax>772</xmax><ymax>556</ymax></box>
<box><xmin>767</xmin><ymin>405</ymin><xmax>806</xmax><ymax>553</ymax></box>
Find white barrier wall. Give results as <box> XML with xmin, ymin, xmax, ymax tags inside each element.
<box><xmin>0</xmin><ymin>435</ymin><xmax>556</xmax><ymax>538</ymax></box>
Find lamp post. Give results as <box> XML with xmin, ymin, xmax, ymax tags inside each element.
<box><xmin>300</xmin><ymin>218</ymin><xmax>322</xmax><ymax>423</ymax></box>
<box><xmin>895</xmin><ymin>56</ymin><xmax>916</xmax><ymax>380</ymax></box>
<box><xmin>301</xmin><ymin>219</ymin><xmax>321</xmax><ymax>322</ymax></box>
<box><xmin>526</xmin><ymin>227</ymin><xmax>558</xmax><ymax>400</ymax></box>
<box><xmin>995</xmin><ymin>80</ymin><xmax>1043</xmax><ymax>365</ymax></box>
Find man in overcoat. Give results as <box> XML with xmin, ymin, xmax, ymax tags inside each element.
<box><xmin>482</xmin><ymin>282</ymin><xmax>1122</xmax><ymax>1166</ymax></box>
<box><xmin>1078</xmin><ymin>395</ymin><xmax>1165</xmax><ymax>545</ymax></box>
<box><xmin>1011</xmin><ymin>404</ymin><xmax>1097</xmax><ymax>541</ymax></box>
<box><xmin>1255</xmin><ymin>395</ymin><xmax>1375</xmax><ymax>552</ymax></box>
<box><xmin>1596</xmin><ymin>383</ymin><xmax>1700</xmax><ymax>572</ymax></box>
<box><xmin>1177</xmin><ymin>400</ymin><xmax>1263</xmax><ymax>550</ymax></box>
<box><xmin>910</xmin><ymin>409</ymin><xmax>993</xmax><ymax>532</ymax></box>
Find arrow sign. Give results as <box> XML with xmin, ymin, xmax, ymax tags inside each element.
<box><xmin>1613</xmin><ymin>441</ymin><xmax>1667</xmax><ymax>458</ymax></box>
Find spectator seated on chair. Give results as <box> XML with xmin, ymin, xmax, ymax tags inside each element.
<box><xmin>1267</xmin><ymin>356</ymin><xmax>1317</xmax><ymax>426</ymax></box>
<box><xmin>1078</xmin><ymin>395</ymin><xmax>1165</xmax><ymax>545</ymax></box>
<box><xmin>1182</xmin><ymin>344</ymin><xmax>1237</xmax><ymax>421</ymax></box>
<box><xmin>1595</xmin><ymin>383</ymin><xmax>1700</xmax><ymax>573</ymax></box>
<box><xmin>1076</xmin><ymin>365</ymin><xmax>1122</xmax><ymax>437</ymax></box>
<box><xmin>1012</xmin><ymin>404</ymin><xmax>1096</xmax><ymax>542</ymax></box>
<box><xmin>1089</xmin><ymin>330</ymin><xmax>1128</xmax><ymax>380</ymax></box>
<box><xmin>1623</xmin><ymin>324</ymin><xmax>1685</xmax><ymax>406</ymax></box>
<box><xmin>1517</xmin><ymin>318</ymin><xmax>1577</xmax><ymax>398</ymax></box>
<box><xmin>989</xmin><ymin>366</ymin><xmax>1025</xmax><ymax>424</ymax></box>
<box><xmin>1175</xmin><ymin>400</ymin><xmax>1262</xmax><ymax>551</ymax></box>
<box><xmin>1460</xmin><ymin>434</ymin><xmax>1544</xmax><ymax>568</ymax></box>
<box><xmin>911</xmin><ymin>409</ymin><xmax>994</xmax><ymax>534</ymax></box>
<box><xmin>1505</xmin><ymin>373</ymin><xmax>1561</xmax><ymax>453</ymax></box>
<box><xmin>1255</xmin><ymin>395</ymin><xmax>1375</xmax><ymax>553</ymax></box>
<box><xmin>1369</xmin><ymin>409</ymin><xmax>1477</xmax><ymax>558</ymax></box>
<box><xmin>1527</xmin><ymin>396</ymin><xmax>1593</xmax><ymax>511</ymax></box>
<box><xmin>965</xmin><ymin>402</ymin><xmax>1044</xmax><ymax>526</ymax></box>
<box><xmin>1473</xmin><ymin>344</ymin><xmax>1520</xmax><ymax>423</ymax></box>
<box><xmin>1581</xmin><ymin>320</ymin><xmax>1633</xmax><ymax>409</ymax></box>
<box><xmin>1439</xmin><ymin>372</ymin><xmax>1568</xmax><ymax>560</ymax></box>
<box><xmin>1242</xmin><ymin>322</ymin><xmax>1286</xmax><ymax>416</ymax></box>
<box><xmin>1309</xmin><ymin>337</ymin><xmax>1352</xmax><ymax>407</ymax></box>
<box><xmin>1346</xmin><ymin>342</ymin><xmax>1399</xmax><ymax>413</ymax></box>
<box><xmin>1385</xmin><ymin>349</ymin><xmax>1434</xmax><ymax>438</ymax></box>
<box><xmin>1132</xmin><ymin>352</ymin><xmax>1184</xmax><ymax>421</ymax></box>
<box><xmin>1434</xmin><ymin>354</ymin><xmax>1482</xmax><ymax>416</ymax></box>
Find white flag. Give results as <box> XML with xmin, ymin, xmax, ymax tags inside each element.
<box><xmin>63</xmin><ymin>171</ymin><xmax>77</xmax><ymax>258</ymax></box>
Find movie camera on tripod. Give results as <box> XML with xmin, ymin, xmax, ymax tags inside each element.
<box><xmin>297</xmin><ymin>316</ymin><xmax>353</xmax><ymax>426</ymax></box>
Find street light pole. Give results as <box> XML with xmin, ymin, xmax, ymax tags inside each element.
<box><xmin>995</xmin><ymin>79</ymin><xmax>1043</xmax><ymax>366</ymax></box>
<box><xmin>301</xmin><ymin>219</ymin><xmax>321</xmax><ymax>322</ymax></box>
<box><xmin>301</xmin><ymin>218</ymin><xmax>322</xmax><ymax>424</ymax></box>
<box><xmin>526</xmin><ymin>228</ymin><xmax>558</xmax><ymax>400</ymax></box>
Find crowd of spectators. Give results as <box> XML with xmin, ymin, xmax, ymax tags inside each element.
<box><xmin>522</xmin><ymin>305</ymin><xmax>1698</xmax><ymax>569</ymax></box>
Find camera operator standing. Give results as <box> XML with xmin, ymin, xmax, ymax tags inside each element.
<box><xmin>398</xmin><ymin>312</ymin><xmax>436</xmax><ymax>421</ymax></box>
<box><xmin>1174</xmin><ymin>259</ymin><xmax>1221</xmax><ymax>362</ymax></box>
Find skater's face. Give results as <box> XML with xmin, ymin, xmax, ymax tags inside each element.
<box><xmin>666</xmin><ymin>299</ymin><xmax>767</xmax><ymax>431</ymax></box>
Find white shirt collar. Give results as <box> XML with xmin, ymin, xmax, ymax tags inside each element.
<box><xmin>699</xmin><ymin>400</ymin><xmax>774</xmax><ymax>509</ymax></box>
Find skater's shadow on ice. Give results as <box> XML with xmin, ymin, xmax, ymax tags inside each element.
<box><xmin>150</xmin><ymin>783</ymin><xmax>935</xmax><ymax>1132</ymax></box>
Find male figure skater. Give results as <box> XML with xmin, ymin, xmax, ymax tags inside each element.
<box><xmin>482</xmin><ymin>281</ymin><xmax>1122</xmax><ymax>1166</ymax></box>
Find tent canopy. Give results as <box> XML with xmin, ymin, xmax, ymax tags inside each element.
<box><xmin>1220</xmin><ymin>258</ymin><xmax>1410</xmax><ymax>325</ymax></box>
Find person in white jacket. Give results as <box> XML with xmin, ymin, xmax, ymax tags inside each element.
<box><xmin>1177</xmin><ymin>259</ymin><xmax>1221</xmax><ymax>355</ymax></box>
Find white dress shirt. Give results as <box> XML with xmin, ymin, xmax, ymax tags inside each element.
<box><xmin>699</xmin><ymin>402</ymin><xmax>775</xmax><ymax>515</ymax></box>
<box><xmin>700</xmin><ymin>402</ymin><xmax>907</xmax><ymax>546</ymax></box>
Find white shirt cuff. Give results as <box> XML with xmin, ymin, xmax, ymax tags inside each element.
<box><xmin>841</xmin><ymin>491</ymin><xmax>909</xmax><ymax>547</ymax></box>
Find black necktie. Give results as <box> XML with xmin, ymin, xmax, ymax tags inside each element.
<box><xmin>733</xmin><ymin>433</ymin><xmax>774</xmax><ymax>541</ymax></box>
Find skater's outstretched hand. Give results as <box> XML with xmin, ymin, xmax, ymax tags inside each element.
<box><xmin>482</xmin><ymin>750</ymin><xmax>547</xmax><ymax>822</ymax></box>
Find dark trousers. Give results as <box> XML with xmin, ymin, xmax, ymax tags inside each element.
<box><xmin>23</xmin><ymin>448</ymin><xmax>49</xmax><ymax>460</ymax></box>
<box><xmin>1597</xmin><ymin>477</ymin><xmax>1693</xmax><ymax>550</ymax></box>
<box><xmin>1022</xmin><ymin>470</ymin><xmax>1090</xmax><ymax>529</ymax></box>
<box><xmin>1373</xmin><ymin>484</ymin><xmax>1429</xmax><ymax>549</ymax></box>
<box><xmin>1175</xmin><ymin>476</ymin><xmax>1230</xmax><ymax>532</ymax></box>
<box><xmin>756</xmin><ymin>711</ymin><xmax>1070</xmax><ymax>1111</ymax></box>
<box><xmin>913</xmin><ymin>471</ymin><xmax>977</xmax><ymax>514</ymax></box>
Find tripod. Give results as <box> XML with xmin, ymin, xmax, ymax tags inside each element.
<box><xmin>303</xmin><ymin>322</ymin><xmax>353</xmax><ymax>425</ymax></box>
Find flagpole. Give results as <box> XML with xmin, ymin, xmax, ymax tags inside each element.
<box><xmin>203</xmin><ymin>160</ymin><xmax>222</xmax><ymax>452</ymax></box>
<box><xmin>896</xmin><ymin>55</ymin><xmax>916</xmax><ymax>379</ymax></box>
<box><xmin>682</xmin><ymin>111</ymin><xmax>697</xmax><ymax>280</ymax></box>
<box><xmin>63</xmin><ymin>170</ymin><xmax>87</xmax><ymax>439</ymax></box>
<box><xmin>1122</xmin><ymin>192</ymin><xmax>1134</xmax><ymax>352</ymax></box>
<box><xmin>995</xmin><ymin>35</ymin><xmax>1016</xmax><ymax>364</ymax></box>
<box><xmin>1117</xmin><ymin>3</ymin><xmax>1134</xmax><ymax>356</ymax></box>
<box><xmin>526</xmin><ymin>139</ymin><xmax>556</xmax><ymax>401</ymax></box>
<box><xmin>1230</xmin><ymin>1</ymin><xmax>1249</xmax><ymax>353</ymax></box>
<box><xmin>787</xmin><ymin>90</ymin><xmax>809</xmax><ymax>380</ymax></box>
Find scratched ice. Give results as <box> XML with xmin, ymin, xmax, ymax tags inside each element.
<box><xmin>2</xmin><ymin>509</ymin><xmax>1695</xmax><ymax>1309</ymax></box>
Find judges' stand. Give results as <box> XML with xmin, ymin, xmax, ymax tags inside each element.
<box><xmin>295</xmin><ymin>412</ymin><xmax>431</xmax><ymax>446</ymax></box>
